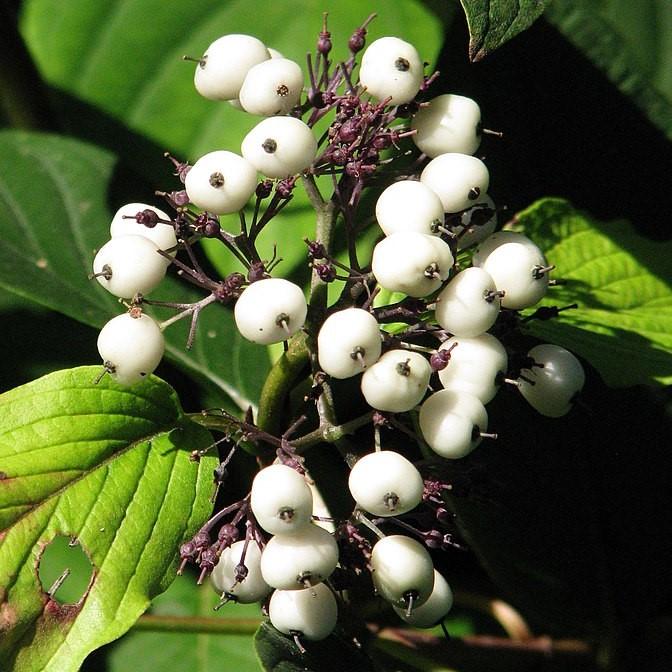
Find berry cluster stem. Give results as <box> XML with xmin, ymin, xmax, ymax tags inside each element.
<box><xmin>302</xmin><ymin>173</ymin><xmax>336</xmax><ymax>312</ymax></box>
<box><xmin>256</xmin><ymin>331</ymin><xmax>311</xmax><ymax>438</ymax></box>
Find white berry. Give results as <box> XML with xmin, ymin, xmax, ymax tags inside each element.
<box><xmin>234</xmin><ymin>278</ymin><xmax>307</xmax><ymax>345</ymax></box>
<box><xmin>372</xmin><ymin>232</ymin><xmax>454</xmax><ymax>298</ymax></box>
<box><xmin>471</xmin><ymin>231</ymin><xmax>541</xmax><ymax>267</ymax></box>
<box><xmin>184</xmin><ymin>150</ymin><xmax>257</xmax><ymax>215</ymax></box>
<box><xmin>419</xmin><ymin>390</ymin><xmax>488</xmax><ymax>459</ymax></box>
<box><xmin>211</xmin><ymin>540</ymin><xmax>271</xmax><ymax>604</ymax></box>
<box><xmin>437</xmin><ymin>334</ymin><xmax>507</xmax><ymax>404</ymax></box>
<box><xmin>268</xmin><ymin>582</ymin><xmax>337</xmax><ymax>641</ymax></box>
<box><xmin>480</xmin><ymin>241</ymin><xmax>550</xmax><ymax>310</ymax></box>
<box><xmin>412</xmin><ymin>94</ymin><xmax>481</xmax><ymax>157</ymax></box>
<box><xmin>194</xmin><ymin>34</ymin><xmax>269</xmax><ymax>101</ymax></box>
<box><xmin>518</xmin><ymin>344</ymin><xmax>585</xmax><ymax>417</ymax></box>
<box><xmin>375</xmin><ymin>180</ymin><xmax>445</xmax><ymax>237</ymax></box>
<box><xmin>317</xmin><ymin>308</ymin><xmax>382</xmax><ymax>379</ymax></box>
<box><xmin>239</xmin><ymin>58</ymin><xmax>304</xmax><ymax>116</ymax></box>
<box><xmin>97</xmin><ymin>312</ymin><xmax>165</xmax><ymax>386</ymax></box>
<box><xmin>370</xmin><ymin>535</ymin><xmax>435</xmax><ymax>609</ymax></box>
<box><xmin>92</xmin><ymin>235</ymin><xmax>167</xmax><ymax>298</ymax></box>
<box><xmin>250</xmin><ymin>464</ymin><xmax>313</xmax><ymax>536</ymax></box>
<box><xmin>359</xmin><ymin>37</ymin><xmax>424</xmax><ymax>105</ymax></box>
<box><xmin>393</xmin><ymin>570</ymin><xmax>454</xmax><ymax>628</ymax></box>
<box><xmin>434</xmin><ymin>267</ymin><xmax>501</xmax><ymax>338</ymax></box>
<box><xmin>241</xmin><ymin>116</ymin><xmax>317</xmax><ymax>178</ymax></box>
<box><xmin>348</xmin><ymin>450</ymin><xmax>424</xmax><ymax>516</ymax></box>
<box><xmin>260</xmin><ymin>524</ymin><xmax>338</xmax><ymax>590</ymax></box>
<box><xmin>421</xmin><ymin>153</ymin><xmax>490</xmax><ymax>214</ymax></box>
<box><xmin>360</xmin><ymin>350</ymin><xmax>431</xmax><ymax>412</ymax></box>
<box><xmin>109</xmin><ymin>203</ymin><xmax>177</xmax><ymax>263</ymax></box>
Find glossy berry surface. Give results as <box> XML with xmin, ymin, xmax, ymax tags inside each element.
<box><xmin>260</xmin><ymin>523</ymin><xmax>339</xmax><ymax>589</ymax></box>
<box><xmin>370</xmin><ymin>535</ymin><xmax>435</xmax><ymax>609</ymax></box>
<box><xmin>411</xmin><ymin>93</ymin><xmax>481</xmax><ymax>157</ymax></box>
<box><xmin>97</xmin><ymin>312</ymin><xmax>165</xmax><ymax>386</ymax></box>
<box><xmin>109</xmin><ymin>202</ymin><xmax>177</xmax><ymax>262</ymax></box>
<box><xmin>317</xmin><ymin>308</ymin><xmax>382</xmax><ymax>379</ymax></box>
<box><xmin>375</xmin><ymin>180</ymin><xmax>445</xmax><ymax>237</ymax></box>
<box><xmin>241</xmin><ymin>116</ymin><xmax>317</xmax><ymax>178</ymax></box>
<box><xmin>359</xmin><ymin>36</ymin><xmax>424</xmax><ymax>105</ymax></box>
<box><xmin>211</xmin><ymin>540</ymin><xmax>271</xmax><ymax>603</ymax></box>
<box><xmin>234</xmin><ymin>278</ymin><xmax>307</xmax><ymax>344</ymax></box>
<box><xmin>250</xmin><ymin>464</ymin><xmax>313</xmax><ymax>536</ymax></box>
<box><xmin>239</xmin><ymin>57</ymin><xmax>304</xmax><ymax>115</ymax></box>
<box><xmin>184</xmin><ymin>150</ymin><xmax>257</xmax><ymax>214</ymax></box>
<box><xmin>348</xmin><ymin>450</ymin><xmax>424</xmax><ymax>516</ymax></box>
<box><xmin>360</xmin><ymin>350</ymin><xmax>431</xmax><ymax>412</ymax></box>
<box><xmin>421</xmin><ymin>153</ymin><xmax>490</xmax><ymax>214</ymax></box>
<box><xmin>518</xmin><ymin>344</ymin><xmax>585</xmax><ymax>417</ymax></box>
<box><xmin>268</xmin><ymin>582</ymin><xmax>337</xmax><ymax>641</ymax></box>
<box><xmin>372</xmin><ymin>231</ymin><xmax>454</xmax><ymax>297</ymax></box>
<box><xmin>92</xmin><ymin>235</ymin><xmax>167</xmax><ymax>298</ymax></box>
<box><xmin>194</xmin><ymin>34</ymin><xmax>269</xmax><ymax>101</ymax></box>
<box><xmin>419</xmin><ymin>390</ymin><xmax>488</xmax><ymax>459</ymax></box>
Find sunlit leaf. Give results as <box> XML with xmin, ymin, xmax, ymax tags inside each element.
<box><xmin>0</xmin><ymin>367</ymin><xmax>217</xmax><ymax>671</ymax></box>
<box><xmin>514</xmin><ymin>198</ymin><xmax>672</xmax><ymax>386</ymax></box>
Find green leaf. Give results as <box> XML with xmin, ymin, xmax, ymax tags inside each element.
<box><xmin>458</xmin><ymin>0</ymin><xmax>550</xmax><ymax>61</ymax></box>
<box><xmin>0</xmin><ymin>130</ymin><xmax>269</xmax><ymax>408</ymax></box>
<box><xmin>254</xmin><ymin>621</ymin><xmax>376</xmax><ymax>672</ymax></box>
<box><xmin>108</xmin><ymin>575</ymin><xmax>261</xmax><ymax>672</ymax></box>
<box><xmin>0</xmin><ymin>367</ymin><xmax>217</xmax><ymax>672</ymax></box>
<box><xmin>21</xmin><ymin>0</ymin><xmax>443</xmax><ymax>159</ymax></box>
<box><xmin>19</xmin><ymin>0</ymin><xmax>444</xmax><ymax>282</ymax></box>
<box><xmin>546</xmin><ymin>1</ymin><xmax>672</xmax><ymax>141</ymax></box>
<box><xmin>513</xmin><ymin>198</ymin><xmax>672</xmax><ymax>386</ymax></box>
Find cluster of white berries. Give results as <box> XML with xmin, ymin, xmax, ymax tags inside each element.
<box><xmin>210</xmin><ymin>459</ymin><xmax>452</xmax><ymax>642</ymax></box>
<box><xmin>93</xmin><ymin>204</ymin><xmax>177</xmax><ymax>384</ymax></box>
<box><xmin>91</xmin><ymin>19</ymin><xmax>588</xmax><ymax>649</ymax></box>
<box><xmin>186</xmin><ymin>35</ymin><xmax>317</xmax><ymax>214</ymax></box>
<box><xmin>245</xmin><ymin>464</ymin><xmax>339</xmax><ymax>641</ymax></box>
<box><xmin>348</xmin><ymin>452</ymin><xmax>454</xmax><ymax>625</ymax></box>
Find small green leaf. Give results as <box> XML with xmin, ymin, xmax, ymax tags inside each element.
<box><xmin>459</xmin><ymin>0</ymin><xmax>550</xmax><ymax>61</ymax></box>
<box><xmin>546</xmin><ymin>1</ymin><xmax>672</xmax><ymax>141</ymax></box>
<box><xmin>0</xmin><ymin>367</ymin><xmax>217</xmax><ymax>672</ymax></box>
<box><xmin>514</xmin><ymin>198</ymin><xmax>672</xmax><ymax>386</ymax></box>
<box><xmin>0</xmin><ymin>130</ymin><xmax>269</xmax><ymax>408</ymax></box>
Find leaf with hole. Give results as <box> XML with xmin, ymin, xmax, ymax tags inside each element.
<box><xmin>0</xmin><ymin>367</ymin><xmax>217</xmax><ymax>672</ymax></box>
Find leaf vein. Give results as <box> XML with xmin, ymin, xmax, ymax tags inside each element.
<box><xmin>0</xmin><ymin>173</ymin><xmax>47</xmax><ymax>257</ymax></box>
